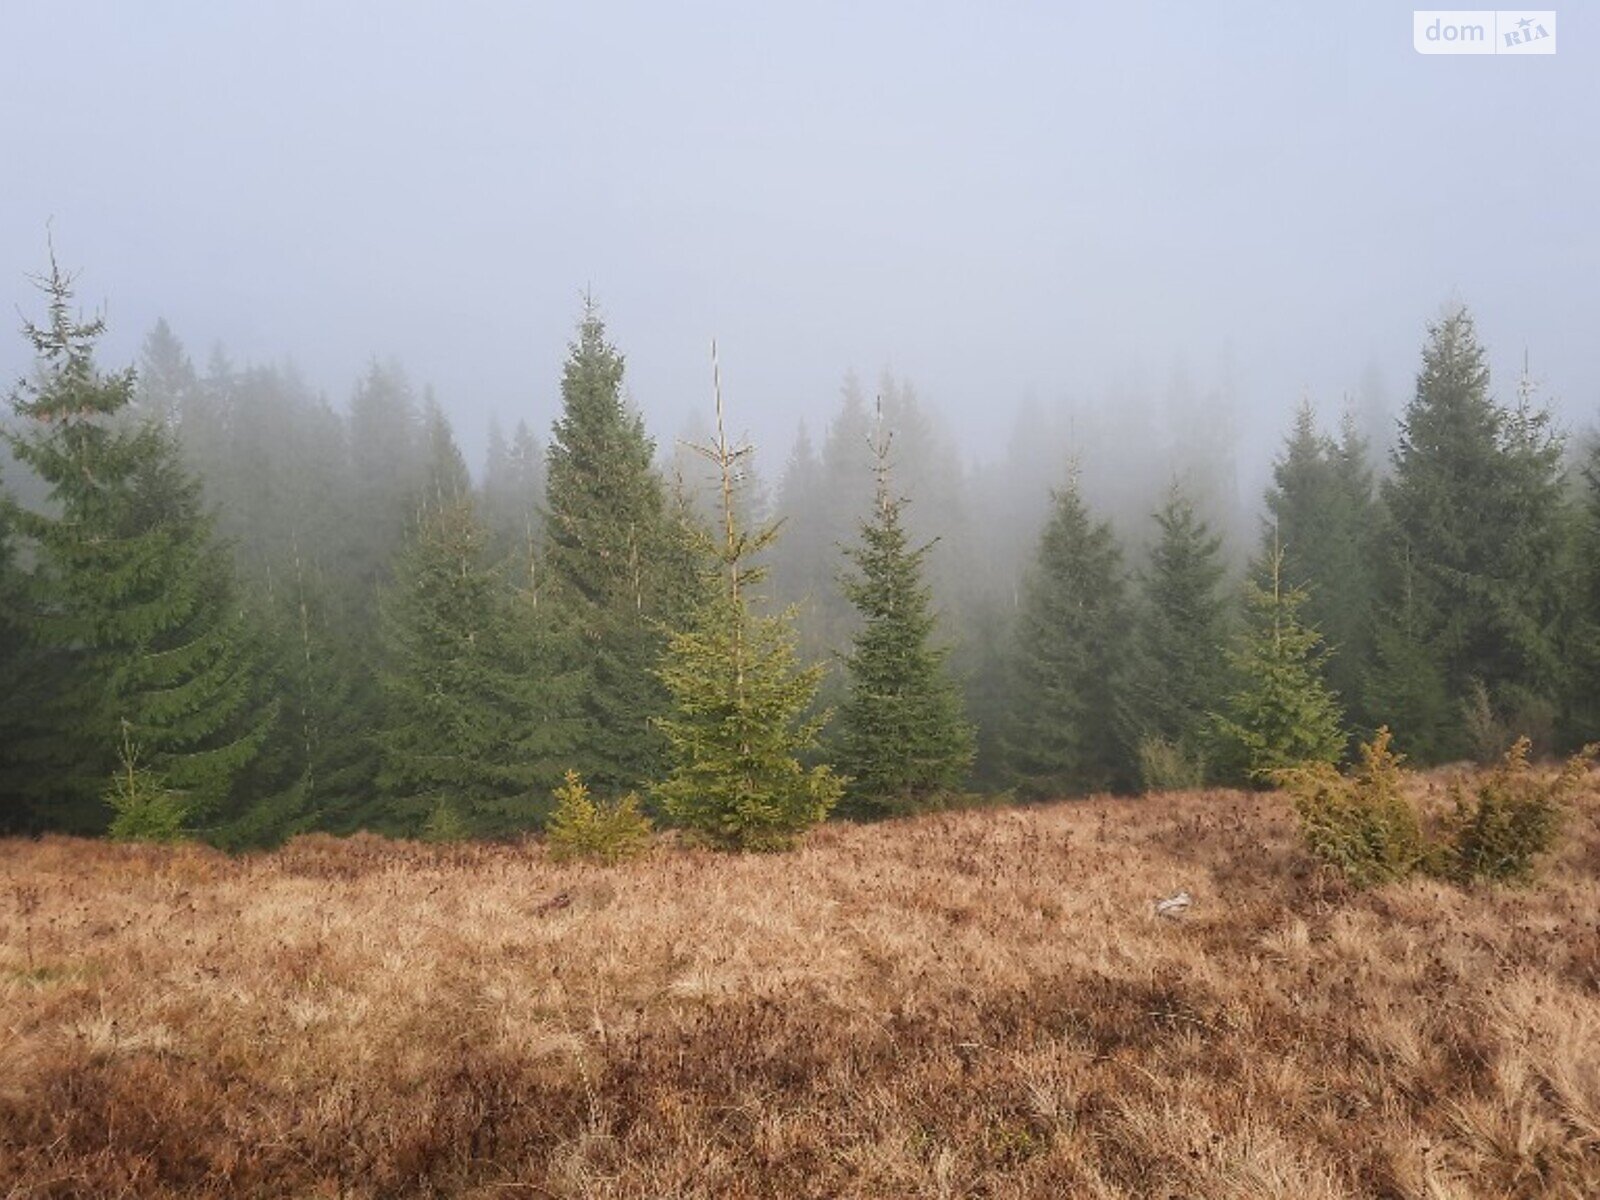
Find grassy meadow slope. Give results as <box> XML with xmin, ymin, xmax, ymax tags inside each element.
<box><xmin>2</xmin><ymin>776</ymin><xmax>1599</xmax><ymax>1198</ymax></box>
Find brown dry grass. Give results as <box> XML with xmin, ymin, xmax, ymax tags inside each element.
<box><xmin>3</xmin><ymin>774</ymin><xmax>1599</xmax><ymax>1198</ymax></box>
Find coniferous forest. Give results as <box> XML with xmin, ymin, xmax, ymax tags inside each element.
<box><xmin>1</xmin><ymin>257</ymin><xmax>1596</xmax><ymax>848</ymax></box>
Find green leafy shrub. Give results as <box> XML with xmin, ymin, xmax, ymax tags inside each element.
<box><xmin>1445</xmin><ymin>738</ymin><xmax>1593</xmax><ymax>884</ymax></box>
<box><xmin>105</xmin><ymin>726</ymin><xmax>190</xmax><ymax>843</ymax></box>
<box><xmin>1136</xmin><ymin>735</ymin><xmax>1206</xmax><ymax>793</ymax></box>
<box><xmin>546</xmin><ymin>770</ymin><xmax>652</xmax><ymax>864</ymax></box>
<box><xmin>1277</xmin><ymin>726</ymin><xmax>1423</xmax><ymax>888</ymax></box>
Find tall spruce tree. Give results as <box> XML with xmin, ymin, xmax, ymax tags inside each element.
<box><xmin>4</xmin><ymin>256</ymin><xmax>275</xmax><ymax>834</ymax></box>
<box><xmin>1006</xmin><ymin>472</ymin><xmax>1134</xmax><ymax>796</ymax></box>
<box><xmin>835</xmin><ymin>414</ymin><xmax>974</xmax><ymax>816</ymax></box>
<box><xmin>654</xmin><ymin>351</ymin><xmax>841</xmax><ymax>850</ymax></box>
<box><xmin>1212</xmin><ymin>544</ymin><xmax>1345</xmax><ymax>784</ymax></box>
<box><xmin>544</xmin><ymin>304</ymin><xmax>678</xmax><ymax>791</ymax></box>
<box><xmin>1130</xmin><ymin>483</ymin><xmax>1230</xmax><ymax>775</ymax></box>
<box><xmin>1375</xmin><ymin>310</ymin><xmax>1566</xmax><ymax>759</ymax></box>
<box><xmin>376</xmin><ymin>493</ymin><xmax>575</xmax><ymax>836</ymax></box>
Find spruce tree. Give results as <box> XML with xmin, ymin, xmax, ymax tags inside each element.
<box><xmin>1376</xmin><ymin>311</ymin><xmax>1566</xmax><ymax>758</ymax></box>
<box><xmin>835</xmin><ymin>414</ymin><xmax>974</xmax><ymax>816</ymax></box>
<box><xmin>1006</xmin><ymin>472</ymin><xmax>1134</xmax><ymax>796</ymax></box>
<box><xmin>1130</xmin><ymin>483</ymin><xmax>1230</xmax><ymax>779</ymax></box>
<box><xmin>376</xmin><ymin>494</ymin><xmax>576</xmax><ymax>836</ymax></box>
<box><xmin>654</xmin><ymin>351</ymin><xmax>842</xmax><ymax>850</ymax></box>
<box><xmin>1366</xmin><ymin>545</ymin><xmax>1456</xmax><ymax>761</ymax></box>
<box><xmin>544</xmin><ymin>304</ymin><xmax>678</xmax><ymax>792</ymax></box>
<box><xmin>1212</xmin><ymin>544</ymin><xmax>1345</xmax><ymax>784</ymax></box>
<box><xmin>4</xmin><ymin>256</ymin><xmax>275</xmax><ymax>834</ymax></box>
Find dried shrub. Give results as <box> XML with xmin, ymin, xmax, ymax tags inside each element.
<box><xmin>1445</xmin><ymin>738</ymin><xmax>1594</xmax><ymax>885</ymax></box>
<box><xmin>1277</xmin><ymin>726</ymin><xmax>1423</xmax><ymax>889</ymax></box>
<box><xmin>546</xmin><ymin>770</ymin><xmax>652</xmax><ymax>864</ymax></box>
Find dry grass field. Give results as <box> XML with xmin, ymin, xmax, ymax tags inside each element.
<box><xmin>3</xmin><ymin>775</ymin><xmax>1599</xmax><ymax>1199</ymax></box>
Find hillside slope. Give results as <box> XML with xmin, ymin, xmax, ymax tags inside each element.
<box><xmin>3</xmin><ymin>780</ymin><xmax>1598</xmax><ymax>1198</ymax></box>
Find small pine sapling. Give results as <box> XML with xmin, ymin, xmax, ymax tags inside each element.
<box><xmin>546</xmin><ymin>770</ymin><xmax>652</xmax><ymax>864</ymax></box>
<box><xmin>105</xmin><ymin>723</ymin><xmax>190</xmax><ymax>843</ymax></box>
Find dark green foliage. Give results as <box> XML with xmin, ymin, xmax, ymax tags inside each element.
<box><xmin>1212</xmin><ymin>545</ymin><xmax>1345</xmax><ymax>784</ymax></box>
<box><xmin>835</xmin><ymin>421</ymin><xmax>975</xmax><ymax>816</ymax></box>
<box><xmin>4</xmin><ymin>257</ymin><xmax>276</xmax><ymax>834</ymax></box>
<box><xmin>1365</xmin><ymin>546</ymin><xmax>1457</xmax><ymax>763</ymax></box>
<box><xmin>546</xmin><ymin>770</ymin><xmax>652</xmax><ymax>864</ymax></box>
<box><xmin>1006</xmin><ymin>474</ymin><xmax>1134</xmax><ymax>796</ymax></box>
<box><xmin>654</xmin><ymin>371</ymin><xmax>842</xmax><ymax>850</ymax></box>
<box><xmin>1130</xmin><ymin>483</ymin><xmax>1230</xmax><ymax>783</ymax></box>
<box><xmin>1559</xmin><ymin>437</ymin><xmax>1600</xmax><ymax>746</ymax></box>
<box><xmin>1445</xmin><ymin>738</ymin><xmax>1593</xmax><ymax>885</ymax></box>
<box><xmin>0</xmin><ymin>463</ymin><xmax>38</xmax><ymax>832</ymax></box>
<box><xmin>1265</xmin><ymin>403</ymin><xmax>1381</xmax><ymax>732</ymax></box>
<box><xmin>1375</xmin><ymin>311</ymin><xmax>1568</xmax><ymax>760</ymax></box>
<box><xmin>1277</xmin><ymin>727</ymin><xmax>1423</xmax><ymax>888</ymax></box>
<box><xmin>376</xmin><ymin>496</ymin><xmax>577</xmax><ymax>837</ymax></box>
<box><xmin>544</xmin><ymin>306</ymin><xmax>678</xmax><ymax>792</ymax></box>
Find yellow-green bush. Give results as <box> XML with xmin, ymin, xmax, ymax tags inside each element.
<box><xmin>546</xmin><ymin>770</ymin><xmax>652</xmax><ymax>864</ymax></box>
<box><xmin>1276</xmin><ymin>727</ymin><xmax>1423</xmax><ymax>889</ymax></box>
<box><xmin>1445</xmin><ymin>738</ymin><xmax>1594</xmax><ymax>885</ymax></box>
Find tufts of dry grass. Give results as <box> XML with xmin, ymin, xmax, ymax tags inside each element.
<box><xmin>2</xmin><ymin>774</ymin><xmax>1598</xmax><ymax>1198</ymax></box>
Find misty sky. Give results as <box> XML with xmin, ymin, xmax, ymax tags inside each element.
<box><xmin>3</xmin><ymin>1</ymin><xmax>1595</xmax><ymax>487</ymax></box>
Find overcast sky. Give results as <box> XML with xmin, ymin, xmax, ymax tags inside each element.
<box><xmin>3</xmin><ymin>1</ymin><xmax>1595</xmax><ymax>481</ymax></box>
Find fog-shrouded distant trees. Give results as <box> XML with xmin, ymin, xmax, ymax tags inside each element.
<box><xmin>376</xmin><ymin>492</ymin><xmax>577</xmax><ymax>838</ymax></box>
<box><xmin>1006</xmin><ymin>473</ymin><xmax>1134</xmax><ymax>796</ymax></box>
<box><xmin>1264</xmin><ymin>402</ymin><xmax>1380</xmax><ymax>734</ymax></box>
<box><xmin>482</xmin><ymin>417</ymin><xmax>546</xmax><ymax>574</ymax></box>
<box><xmin>3</xmin><ymin>258</ymin><xmax>276</xmax><ymax>835</ymax></box>
<box><xmin>544</xmin><ymin>305</ymin><xmax>685</xmax><ymax>793</ymax></box>
<box><xmin>1129</xmin><ymin>483</ymin><xmax>1231</xmax><ymax>785</ymax></box>
<box><xmin>1212</xmin><ymin>545</ymin><xmax>1345</xmax><ymax>784</ymax></box>
<box><xmin>8</xmin><ymin>255</ymin><xmax>1600</xmax><ymax>849</ymax></box>
<box><xmin>654</xmin><ymin>363</ymin><xmax>841</xmax><ymax>850</ymax></box>
<box><xmin>1372</xmin><ymin>309</ymin><xmax>1568</xmax><ymax>760</ymax></box>
<box><xmin>835</xmin><ymin>415</ymin><xmax>974</xmax><ymax>816</ymax></box>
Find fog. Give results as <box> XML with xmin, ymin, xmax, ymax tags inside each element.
<box><xmin>3</xmin><ymin>1</ymin><xmax>1595</xmax><ymax>504</ymax></box>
